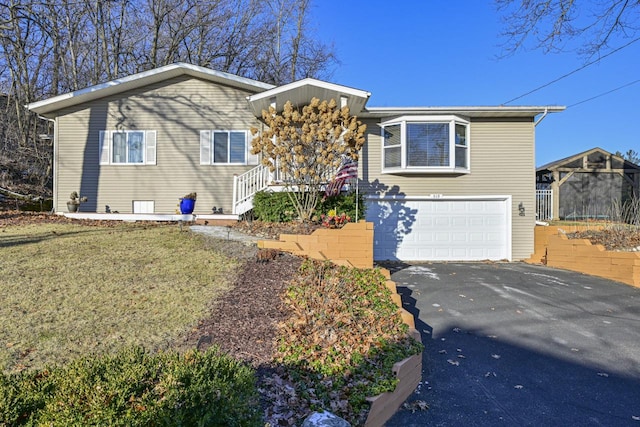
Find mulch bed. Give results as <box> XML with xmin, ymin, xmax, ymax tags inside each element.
<box><xmin>181</xmin><ymin>248</ymin><xmax>302</xmax><ymax>368</ymax></box>
<box><xmin>231</xmin><ymin>219</ymin><xmax>322</xmax><ymax>240</ymax></box>
<box><xmin>567</xmin><ymin>228</ymin><xmax>640</xmax><ymax>251</ymax></box>
<box><xmin>180</xmin><ymin>236</ymin><xmax>308</xmax><ymax>425</ymax></box>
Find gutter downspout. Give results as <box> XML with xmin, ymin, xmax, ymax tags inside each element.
<box><xmin>534</xmin><ymin>107</ymin><xmax>549</xmax><ymax>127</ymax></box>
<box><xmin>31</xmin><ymin>111</ymin><xmax>56</xmax><ymax>212</ymax></box>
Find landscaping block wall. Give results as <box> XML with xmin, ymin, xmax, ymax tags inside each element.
<box><xmin>526</xmin><ymin>226</ymin><xmax>640</xmax><ymax>288</ymax></box>
<box><xmin>526</xmin><ymin>225</ymin><xmax>602</xmax><ymax>264</ymax></box>
<box><xmin>366</xmin><ymin>268</ymin><xmax>422</xmax><ymax>427</ymax></box>
<box><xmin>257</xmin><ymin>221</ymin><xmax>374</xmax><ymax>268</ymax></box>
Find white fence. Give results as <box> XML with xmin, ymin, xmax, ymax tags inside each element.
<box><xmin>536</xmin><ymin>189</ymin><xmax>553</xmax><ymax>221</ymax></box>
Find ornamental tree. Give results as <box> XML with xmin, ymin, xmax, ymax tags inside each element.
<box><xmin>251</xmin><ymin>97</ymin><xmax>366</xmax><ymax>221</ymax></box>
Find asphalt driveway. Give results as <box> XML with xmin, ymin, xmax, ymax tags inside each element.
<box><xmin>383</xmin><ymin>262</ymin><xmax>640</xmax><ymax>426</ymax></box>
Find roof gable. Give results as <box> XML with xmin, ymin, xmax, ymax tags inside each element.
<box><xmin>247</xmin><ymin>78</ymin><xmax>371</xmax><ymax>116</ymax></box>
<box><xmin>538</xmin><ymin>147</ymin><xmax>640</xmax><ymax>171</ymax></box>
<box><xmin>28</xmin><ymin>63</ymin><xmax>274</xmax><ymax>118</ymax></box>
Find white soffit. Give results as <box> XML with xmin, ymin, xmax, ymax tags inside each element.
<box><xmin>362</xmin><ymin>105</ymin><xmax>566</xmax><ymax>119</ymax></box>
<box><xmin>247</xmin><ymin>78</ymin><xmax>371</xmax><ymax>117</ymax></box>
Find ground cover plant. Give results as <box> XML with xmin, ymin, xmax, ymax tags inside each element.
<box><xmin>0</xmin><ymin>222</ymin><xmax>237</xmax><ymax>373</ymax></box>
<box><xmin>263</xmin><ymin>260</ymin><xmax>424</xmax><ymax>425</ymax></box>
<box><xmin>0</xmin><ymin>346</ymin><xmax>261</xmax><ymax>426</ymax></box>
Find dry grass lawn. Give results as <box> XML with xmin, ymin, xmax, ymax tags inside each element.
<box><xmin>0</xmin><ymin>223</ymin><xmax>237</xmax><ymax>373</ymax></box>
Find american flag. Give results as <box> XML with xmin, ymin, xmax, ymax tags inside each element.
<box><xmin>324</xmin><ymin>160</ymin><xmax>358</xmax><ymax>197</ymax></box>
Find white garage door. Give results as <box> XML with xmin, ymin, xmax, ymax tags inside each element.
<box><xmin>366</xmin><ymin>197</ymin><xmax>511</xmax><ymax>261</ymax></box>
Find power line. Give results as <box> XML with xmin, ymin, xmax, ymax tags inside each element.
<box><xmin>503</xmin><ymin>36</ymin><xmax>640</xmax><ymax>105</ymax></box>
<box><xmin>568</xmin><ymin>78</ymin><xmax>640</xmax><ymax>108</ymax></box>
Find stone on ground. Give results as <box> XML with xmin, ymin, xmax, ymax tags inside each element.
<box><xmin>301</xmin><ymin>411</ymin><xmax>350</xmax><ymax>427</ymax></box>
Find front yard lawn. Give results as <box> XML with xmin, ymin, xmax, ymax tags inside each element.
<box><xmin>0</xmin><ymin>223</ymin><xmax>237</xmax><ymax>373</ymax></box>
<box><xmin>0</xmin><ymin>218</ymin><xmax>423</xmax><ymax>425</ymax></box>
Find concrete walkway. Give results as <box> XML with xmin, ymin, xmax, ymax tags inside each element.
<box><xmin>189</xmin><ymin>225</ymin><xmax>260</xmax><ymax>244</ymax></box>
<box><xmin>384</xmin><ymin>262</ymin><xmax>640</xmax><ymax>426</ymax></box>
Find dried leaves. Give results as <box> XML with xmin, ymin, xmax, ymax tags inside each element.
<box><xmin>273</xmin><ymin>260</ymin><xmax>422</xmax><ymax>423</ymax></box>
<box><xmin>567</xmin><ymin>228</ymin><xmax>640</xmax><ymax>251</ymax></box>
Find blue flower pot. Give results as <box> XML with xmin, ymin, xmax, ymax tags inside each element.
<box><xmin>179</xmin><ymin>198</ymin><xmax>196</xmax><ymax>214</ymax></box>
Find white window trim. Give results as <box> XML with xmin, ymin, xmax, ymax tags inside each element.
<box><xmin>99</xmin><ymin>130</ymin><xmax>156</xmax><ymax>166</ymax></box>
<box><xmin>199</xmin><ymin>130</ymin><xmax>258</xmax><ymax>166</ymax></box>
<box><xmin>380</xmin><ymin>115</ymin><xmax>470</xmax><ymax>174</ymax></box>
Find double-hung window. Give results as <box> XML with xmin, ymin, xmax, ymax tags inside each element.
<box><xmin>200</xmin><ymin>130</ymin><xmax>258</xmax><ymax>165</ymax></box>
<box><xmin>381</xmin><ymin>115</ymin><xmax>469</xmax><ymax>173</ymax></box>
<box><xmin>99</xmin><ymin>130</ymin><xmax>156</xmax><ymax>165</ymax></box>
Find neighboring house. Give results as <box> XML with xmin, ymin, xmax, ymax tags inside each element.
<box><xmin>28</xmin><ymin>63</ymin><xmax>564</xmax><ymax>262</ymax></box>
<box><xmin>537</xmin><ymin>147</ymin><xmax>640</xmax><ymax>221</ymax></box>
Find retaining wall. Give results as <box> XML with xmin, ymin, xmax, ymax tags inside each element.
<box><xmin>257</xmin><ymin>221</ymin><xmax>374</xmax><ymax>268</ymax></box>
<box><xmin>364</xmin><ymin>269</ymin><xmax>422</xmax><ymax>427</ymax></box>
<box><xmin>526</xmin><ymin>226</ymin><xmax>640</xmax><ymax>288</ymax></box>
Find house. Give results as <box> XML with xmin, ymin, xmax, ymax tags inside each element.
<box><xmin>27</xmin><ymin>63</ymin><xmax>564</xmax><ymax>262</ymax></box>
<box><xmin>536</xmin><ymin>147</ymin><xmax>640</xmax><ymax>221</ymax></box>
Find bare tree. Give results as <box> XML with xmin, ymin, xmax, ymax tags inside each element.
<box><xmin>496</xmin><ymin>0</ymin><xmax>640</xmax><ymax>57</ymax></box>
<box><xmin>615</xmin><ymin>149</ymin><xmax>640</xmax><ymax>164</ymax></box>
<box><xmin>0</xmin><ymin>0</ymin><xmax>337</xmax><ymax>198</ymax></box>
<box><xmin>251</xmin><ymin>0</ymin><xmax>337</xmax><ymax>85</ymax></box>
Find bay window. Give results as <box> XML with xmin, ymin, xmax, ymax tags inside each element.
<box><xmin>381</xmin><ymin>116</ymin><xmax>469</xmax><ymax>173</ymax></box>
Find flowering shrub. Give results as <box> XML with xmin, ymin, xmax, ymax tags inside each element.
<box><xmin>320</xmin><ymin>209</ymin><xmax>351</xmax><ymax>228</ymax></box>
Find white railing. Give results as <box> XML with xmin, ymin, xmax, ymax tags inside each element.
<box><xmin>232</xmin><ymin>162</ymin><xmax>348</xmax><ymax>216</ymax></box>
<box><xmin>536</xmin><ymin>189</ymin><xmax>553</xmax><ymax>221</ymax></box>
<box><xmin>232</xmin><ymin>164</ymin><xmax>271</xmax><ymax>215</ymax></box>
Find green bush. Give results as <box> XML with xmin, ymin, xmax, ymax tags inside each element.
<box><xmin>252</xmin><ymin>191</ymin><xmax>297</xmax><ymax>222</ymax></box>
<box><xmin>317</xmin><ymin>192</ymin><xmax>366</xmax><ymax>221</ymax></box>
<box><xmin>0</xmin><ymin>347</ymin><xmax>261</xmax><ymax>426</ymax></box>
<box><xmin>253</xmin><ymin>191</ymin><xmax>366</xmax><ymax>223</ymax></box>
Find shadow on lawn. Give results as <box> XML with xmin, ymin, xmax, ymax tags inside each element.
<box><xmin>384</xmin><ymin>283</ymin><xmax>640</xmax><ymax>426</ymax></box>
<box><xmin>0</xmin><ymin>227</ymin><xmax>116</xmax><ymax>249</ymax></box>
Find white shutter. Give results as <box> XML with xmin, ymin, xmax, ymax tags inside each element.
<box><xmin>200</xmin><ymin>130</ymin><xmax>211</xmax><ymax>165</ymax></box>
<box><xmin>99</xmin><ymin>131</ymin><xmax>110</xmax><ymax>165</ymax></box>
<box><xmin>247</xmin><ymin>131</ymin><xmax>259</xmax><ymax>165</ymax></box>
<box><xmin>145</xmin><ymin>131</ymin><xmax>157</xmax><ymax>165</ymax></box>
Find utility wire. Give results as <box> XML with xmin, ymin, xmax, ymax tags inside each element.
<box><xmin>568</xmin><ymin>78</ymin><xmax>640</xmax><ymax>108</ymax></box>
<box><xmin>503</xmin><ymin>36</ymin><xmax>640</xmax><ymax>105</ymax></box>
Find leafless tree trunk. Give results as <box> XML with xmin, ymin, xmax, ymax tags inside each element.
<box><xmin>0</xmin><ymin>0</ymin><xmax>336</xmax><ymax>198</ymax></box>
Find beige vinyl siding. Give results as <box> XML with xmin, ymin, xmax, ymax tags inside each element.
<box><xmin>362</xmin><ymin>117</ymin><xmax>536</xmax><ymax>261</ymax></box>
<box><xmin>55</xmin><ymin>76</ymin><xmax>262</xmax><ymax>215</ymax></box>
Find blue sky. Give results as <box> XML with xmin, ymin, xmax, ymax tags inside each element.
<box><xmin>310</xmin><ymin>1</ymin><xmax>639</xmax><ymax>167</ymax></box>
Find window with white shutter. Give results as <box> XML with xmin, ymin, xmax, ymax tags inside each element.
<box><xmin>200</xmin><ymin>130</ymin><xmax>257</xmax><ymax>165</ymax></box>
<box><xmin>99</xmin><ymin>130</ymin><xmax>157</xmax><ymax>165</ymax></box>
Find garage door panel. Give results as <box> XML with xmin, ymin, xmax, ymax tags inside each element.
<box><xmin>417</xmin><ymin>233</ymin><xmax>433</xmax><ymax>242</ymax></box>
<box><xmin>469</xmin><ymin>232</ymin><xmax>484</xmax><ymax>241</ymax></box>
<box><xmin>367</xmin><ymin>198</ymin><xmax>509</xmax><ymax>261</ymax></box>
<box><xmin>452</xmin><ymin>232</ymin><xmax>468</xmax><ymax>242</ymax></box>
